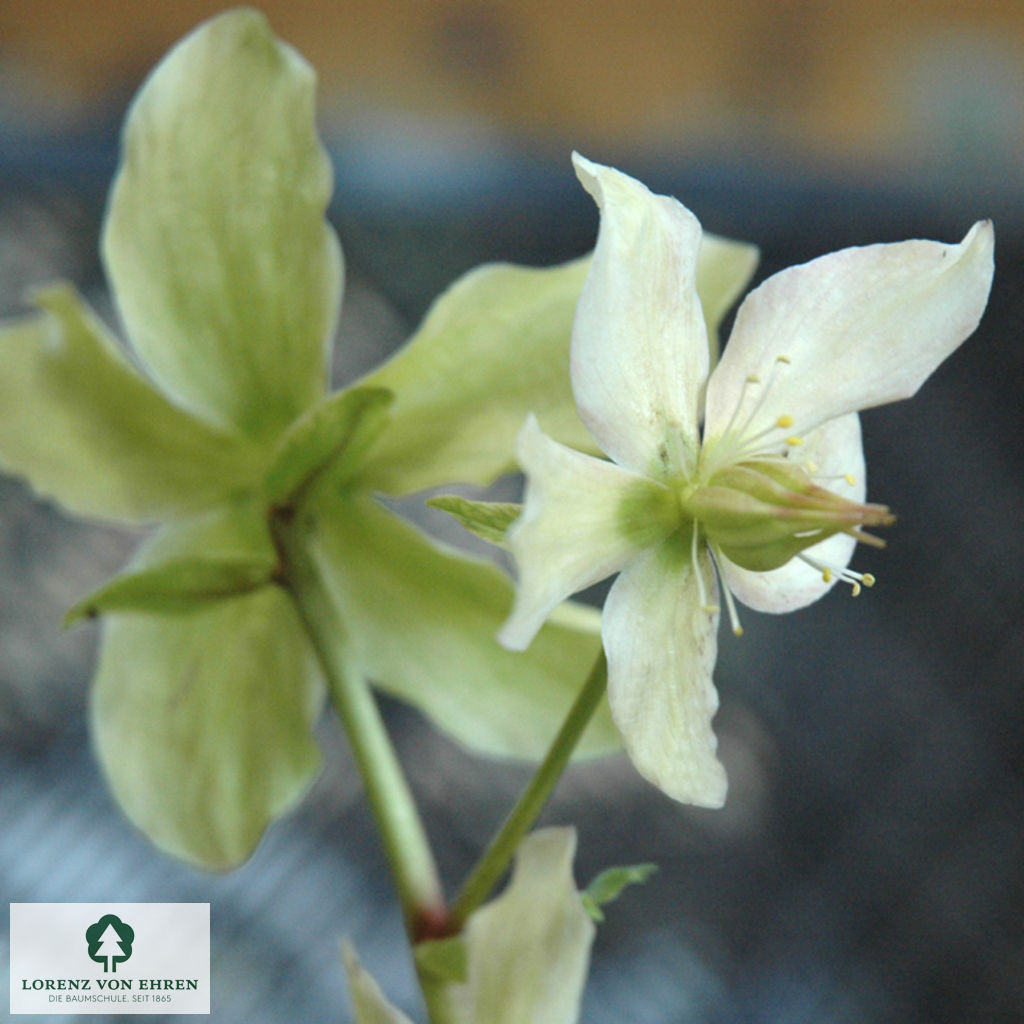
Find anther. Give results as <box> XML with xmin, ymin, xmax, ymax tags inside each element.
<box><xmin>776</xmin><ymin>415</ymin><xmax>794</xmax><ymax>428</ymax></box>
<box><xmin>799</xmin><ymin>553</ymin><xmax>876</xmax><ymax>597</ymax></box>
<box><xmin>785</xmin><ymin>436</ymin><xmax>804</xmax><ymax>447</ymax></box>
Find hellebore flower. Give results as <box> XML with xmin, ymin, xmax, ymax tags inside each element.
<box><xmin>500</xmin><ymin>154</ymin><xmax>995</xmax><ymax>807</ymax></box>
<box><xmin>0</xmin><ymin>10</ymin><xmax>637</xmax><ymax>868</ymax></box>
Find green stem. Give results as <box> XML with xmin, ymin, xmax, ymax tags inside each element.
<box><xmin>450</xmin><ymin>650</ymin><xmax>608</xmax><ymax>926</ymax></box>
<box><xmin>273</xmin><ymin>510</ymin><xmax>445</xmax><ymax>939</ymax></box>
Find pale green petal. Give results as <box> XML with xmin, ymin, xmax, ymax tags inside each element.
<box><xmin>602</xmin><ymin>540</ymin><xmax>727</xmax><ymax>806</ymax></box>
<box><xmin>91</xmin><ymin>509</ymin><xmax>323</xmax><ymax>869</ymax></box>
<box><xmin>311</xmin><ymin>494</ymin><xmax>621</xmax><ymax>760</ymax></box>
<box><xmin>343</xmin><ymin>943</ymin><xmax>416</xmax><ymax>1024</ymax></box>
<box><xmin>722</xmin><ymin>412</ymin><xmax>866</xmax><ymax>613</ymax></box>
<box><xmin>500</xmin><ymin>415</ymin><xmax>675</xmax><ymax>652</ymax></box>
<box><xmin>704</xmin><ymin>220</ymin><xmax>995</xmax><ymax>447</ymax></box>
<box><xmin>459</xmin><ymin>828</ymin><xmax>594</xmax><ymax>1024</ymax></box>
<box><xmin>102</xmin><ymin>8</ymin><xmax>341</xmax><ymax>442</ymax></box>
<box><xmin>355</xmin><ymin>256</ymin><xmax>594</xmax><ymax>495</ymax></box>
<box><xmin>571</xmin><ymin>153</ymin><xmax>709</xmax><ymax>477</ymax></box>
<box><xmin>697</xmin><ymin>232</ymin><xmax>759</xmax><ymax>358</ymax></box>
<box><xmin>0</xmin><ymin>286</ymin><xmax>261</xmax><ymax>523</ymax></box>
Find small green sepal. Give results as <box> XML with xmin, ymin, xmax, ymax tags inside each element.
<box><xmin>414</xmin><ymin>935</ymin><xmax>469</xmax><ymax>984</ymax></box>
<box><xmin>64</xmin><ymin>554</ymin><xmax>279</xmax><ymax>626</ymax></box>
<box><xmin>580</xmin><ymin>862</ymin><xmax>659</xmax><ymax>922</ymax></box>
<box><xmin>426</xmin><ymin>495</ymin><xmax>522</xmax><ymax>546</ymax></box>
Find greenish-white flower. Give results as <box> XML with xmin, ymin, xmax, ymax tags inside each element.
<box><xmin>0</xmin><ymin>11</ymin><xmax>635</xmax><ymax>868</ymax></box>
<box><xmin>500</xmin><ymin>154</ymin><xmax>995</xmax><ymax>808</ymax></box>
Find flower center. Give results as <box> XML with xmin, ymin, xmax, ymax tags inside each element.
<box><xmin>663</xmin><ymin>353</ymin><xmax>895</xmax><ymax>635</ymax></box>
<box><xmin>699</xmin><ymin>355</ymin><xmax>804</xmax><ymax>479</ymax></box>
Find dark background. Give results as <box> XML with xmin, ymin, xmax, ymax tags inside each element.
<box><xmin>2</xmin><ymin>3</ymin><xmax>1023</xmax><ymax>1021</ymax></box>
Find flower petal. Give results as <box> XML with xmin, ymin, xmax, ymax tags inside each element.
<box><xmin>90</xmin><ymin>503</ymin><xmax>324</xmax><ymax>868</ymax></box>
<box><xmin>102</xmin><ymin>9</ymin><xmax>341</xmax><ymax>442</ymax></box>
<box><xmin>311</xmin><ymin>493</ymin><xmax>621</xmax><ymax>760</ymax></box>
<box><xmin>697</xmin><ymin>232</ymin><xmax>760</xmax><ymax>354</ymax></box>
<box><xmin>570</xmin><ymin>154</ymin><xmax>709</xmax><ymax>476</ymax></box>
<box><xmin>602</xmin><ymin>539</ymin><xmax>726</xmax><ymax>806</ymax></box>
<box><xmin>721</xmin><ymin>412</ymin><xmax>866</xmax><ymax>613</ymax></box>
<box><xmin>500</xmin><ymin>415</ymin><xmax>676</xmax><ymax>651</ymax></box>
<box><xmin>704</xmin><ymin>221</ymin><xmax>995</xmax><ymax>446</ymax></box>
<box><xmin>354</xmin><ymin>215</ymin><xmax>754</xmax><ymax>496</ymax></box>
<box><xmin>356</xmin><ymin>256</ymin><xmax>595</xmax><ymax>495</ymax></box>
<box><xmin>343</xmin><ymin>943</ymin><xmax>417</xmax><ymax>1024</ymax></box>
<box><xmin>0</xmin><ymin>286</ymin><xmax>261</xmax><ymax>523</ymax></box>
<box><xmin>460</xmin><ymin>828</ymin><xmax>594</xmax><ymax>1024</ymax></box>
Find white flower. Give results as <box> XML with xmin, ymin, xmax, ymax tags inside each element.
<box><xmin>499</xmin><ymin>154</ymin><xmax>995</xmax><ymax>807</ymax></box>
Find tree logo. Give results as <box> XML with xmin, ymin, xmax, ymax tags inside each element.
<box><xmin>85</xmin><ymin>914</ymin><xmax>135</xmax><ymax>973</ymax></box>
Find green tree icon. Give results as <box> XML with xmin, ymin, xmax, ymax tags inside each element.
<box><xmin>86</xmin><ymin>914</ymin><xmax>135</xmax><ymax>973</ymax></box>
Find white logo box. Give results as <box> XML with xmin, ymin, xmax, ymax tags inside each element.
<box><xmin>10</xmin><ymin>903</ymin><xmax>210</xmax><ymax>1015</ymax></box>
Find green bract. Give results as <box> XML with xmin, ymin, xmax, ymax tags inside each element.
<box><xmin>0</xmin><ymin>8</ymin><xmax>632</xmax><ymax>868</ymax></box>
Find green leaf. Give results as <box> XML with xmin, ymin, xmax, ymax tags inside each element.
<box><xmin>264</xmin><ymin>387</ymin><xmax>394</xmax><ymax>506</ymax></box>
<box><xmin>426</xmin><ymin>495</ymin><xmax>521</xmax><ymax>546</ymax></box>
<box><xmin>90</xmin><ymin>504</ymin><xmax>323</xmax><ymax>869</ymax></box>
<box><xmin>414</xmin><ymin>935</ymin><xmax>469</xmax><ymax>984</ymax></box>
<box><xmin>0</xmin><ymin>286</ymin><xmax>262</xmax><ymax>523</ymax></box>
<box><xmin>310</xmin><ymin>494</ymin><xmax>621</xmax><ymax>760</ymax></box>
<box><xmin>64</xmin><ymin>555</ymin><xmax>279</xmax><ymax>626</ymax></box>
<box><xmin>580</xmin><ymin>863</ymin><xmax>658</xmax><ymax>922</ymax></box>
<box><xmin>355</xmin><ymin>257</ymin><xmax>596</xmax><ymax>495</ymax></box>
<box><xmin>458</xmin><ymin>828</ymin><xmax>594</xmax><ymax>1024</ymax></box>
<box><xmin>343</xmin><ymin>943</ymin><xmax>416</xmax><ymax>1024</ymax></box>
<box><xmin>102</xmin><ymin>8</ymin><xmax>341</xmax><ymax>443</ymax></box>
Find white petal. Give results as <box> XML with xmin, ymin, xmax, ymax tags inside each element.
<box><xmin>500</xmin><ymin>416</ymin><xmax>672</xmax><ymax>650</ymax></box>
<box><xmin>602</xmin><ymin>539</ymin><xmax>727</xmax><ymax>806</ymax></box>
<box><xmin>704</xmin><ymin>221</ymin><xmax>995</xmax><ymax>447</ymax></box>
<box><xmin>570</xmin><ymin>153</ymin><xmax>709</xmax><ymax>476</ymax></box>
<box><xmin>462</xmin><ymin>828</ymin><xmax>594</xmax><ymax>1024</ymax></box>
<box><xmin>721</xmin><ymin>412</ymin><xmax>867</xmax><ymax>613</ymax></box>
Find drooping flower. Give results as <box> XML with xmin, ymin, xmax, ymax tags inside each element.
<box><xmin>0</xmin><ymin>14</ymin><xmax>760</xmax><ymax>867</ymax></box>
<box><xmin>500</xmin><ymin>154</ymin><xmax>995</xmax><ymax>807</ymax></box>
<box><xmin>0</xmin><ymin>10</ymin><xmax>630</xmax><ymax>868</ymax></box>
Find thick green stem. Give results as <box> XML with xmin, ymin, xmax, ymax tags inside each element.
<box><xmin>273</xmin><ymin>510</ymin><xmax>445</xmax><ymax>939</ymax></box>
<box><xmin>450</xmin><ymin>650</ymin><xmax>608</xmax><ymax>926</ymax></box>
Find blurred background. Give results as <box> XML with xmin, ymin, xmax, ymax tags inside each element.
<box><xmin>1</xmin><ymin>1</ymin><xmax>1022</xmax><ymax>1022</ymax></box>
